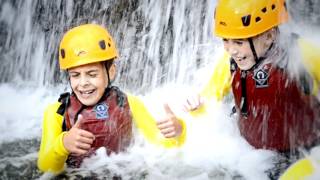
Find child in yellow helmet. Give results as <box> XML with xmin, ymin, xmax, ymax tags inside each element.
<box><xmin>37</xmin><ymin>24</ymin><xmax>186</xmax><ymax>174</ymax></box>
<box><xmin>170</xmin><ymin>0</ymin><xmax>320</xmax><ymax>179</ymax></box>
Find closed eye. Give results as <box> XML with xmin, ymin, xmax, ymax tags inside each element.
<box><xmin>234</xmin><ymin>40</ymin><xmax>244</xmax><ymax>45</ymax></box>
<box><xmin>69</xmin><ymin>72</ymin><xmax>80</xmax><ymax>78</ymax></box>
<box><xmin>88</xmin><ymin>73</ymin><xmax>98</xmax><ymax>78</ymax></box>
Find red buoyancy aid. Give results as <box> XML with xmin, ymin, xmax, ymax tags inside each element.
<box><xmin>63</xmin><ymin>87</ymin><xmax>132</xmax><ymax>167</ymax></box>
<box><xmin>231</xmin><ymin>60</ymin><xmax>320</xmax><ymax>151</ymax></box>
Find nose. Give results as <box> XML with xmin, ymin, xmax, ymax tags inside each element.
<box><xmin>228</xmin><ymin>46</ymin><xmax>238</xmax><ymax>56</ymax></box>
<box><xmin>79</xmin><ymin>75</ymin><xmax>89</xmax><ymax>87</ymax></box>
<box><xmin>223</xmin><ymin>42</ymin><xmax>238</xmax><ymax>56</ymax></box>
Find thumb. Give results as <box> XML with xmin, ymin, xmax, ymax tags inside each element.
<box><xmin>73</xmin><ymin>114</ymin><xmax>83</xmax><ymax>128</ymax></box>
<box><xmin>164</xmin><ymin>103</ymin><xmax>175</xmax><ymax>117</ymax></box>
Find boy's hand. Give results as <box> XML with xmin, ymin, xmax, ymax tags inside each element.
<box><xmin>63</xmin><ymin>115</ymin><xmax>95</xmax><ymax>156</ymax></box>
<box><xmin>183</xmin><ymin>93</ymin><xmax>204</xmax><ymax>112</ymax></box>
<box><xmin>157</xmin><ymin>104</ymin><xmax>182</xmax><ymax>138</ymax></box>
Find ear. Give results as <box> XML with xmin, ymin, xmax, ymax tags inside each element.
<box><xmin>267</xmin><ymin>28</ymin><xmax>277</xmax><ymax>42</ymax></box>
<box><xmin>265</xmin><ymin>28</ymin><xmax>276</xmax><ymax>46</ymax></box>
<box><xmin>108</xmin><ymin>63</ymin><xmax>116</xmax><ymax>81</ymax></box>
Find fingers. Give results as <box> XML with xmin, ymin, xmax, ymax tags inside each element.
<box><xmin>64</xmin><ymin>132</ymin><xmax>94</xmax><ymax>155</ymax></box>
<box><xmin>157</xmin><ymin>104</ymin><xmax>182</xmax><ymax>138</ymax></box>
<box><xmin>187</xmin><ymin>95</ymin><xmax>200</xmax><ymax>110</ymax></box>
<box><xmin>158</xmin><ymin>124</ymin><xmax>176</xmax><ymax>138</ymax></box>
<box><xmin>162</xmin><ymin>131</ymin><xmax>176</xmax><ymax>138</ymax></box>
<box><xmin>74</xmin><ymin>140</ymin><xmax>92</xmax><ymax>151</ymax></box>
<box><xmin>72</xmin><ymin>132</ymin><xmax>94</xmax><ymax>154</ymax></box>
<box><xmin>157</xmin><ymin>118</ymin><xmax>174</xmax><ymax>129</ymax></box>
<box><xmin>70</xmin><ymin>148</ymin><xmax>88</xmax><ymax>156</ymax></box>
<box><xmin>157</xmin><ymin>120</ymin><xmax>181</xmax><ymax>138</ymax></box>
<box><xmin>183</xmin><ymin>94</ymin><xmax>203</xmax><ymax>111</ymax></box>
<box><xmin>63</xmin><ymin>120</ymin><xmax>95</xmax><ymax>155</ymax></box>
<box><xmin>68</xmin><ymin>140</ymin><xmax>92</xmax><ymax>156</ymax></box>
<box><xmin>78</xmin><ymin>129</ymin><xmax>95</xmax><ymax>140</ymax></box>
<box><xmin>77</xmin><ymin>130</ymin><xmax>95</xmax><ymax>144</ymax></box>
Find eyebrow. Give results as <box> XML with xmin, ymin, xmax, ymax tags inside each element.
<box><xmin>223</xmin><ymin>38</ymin><xmax>247</xmax><ymax>41</ymax></box>
<box><xmin>68</xmin><ymin>69</ymin><xmax>99</xmax><ymax>74</ymax></box>
<box><xmin>234</xmin><ymin>38</ymin><xmax>247</xmax><ymax>41</ymax></box>
<box><xmin>87</xmin><ymin>69</ymin><xmax>99</xmax><ymax>73</ymax></box>
<box><xmin>68</xmin><ymin>71</ymin><xmax>79</xmax><ymax>74</ymax></box>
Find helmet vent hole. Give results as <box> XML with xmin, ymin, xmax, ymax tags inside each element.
<box><xmin>99</xmin><ymin>40</ymin><xmax>106</xmax><ymax>50</ymax></box>
<box><xmin>271</xmin><ymin>4</ymin><xmax>276</xmax><ymax>10</ymax></box>
<box><xmin>219</xmin><ymin>21</ymin><xmax>227</xmax><ymax>26</ymax></box>
<box><xmin>255</xmin><ymin>17</ymin><xmax>261</xmax><ymax>22</ymax></box>
<box><xmin>108</xmin><ymin>43</ymin><xmax>111</xmax><ymax>47</ymax></box>
<box><xmin>261</xmin><ymin>7</ymin><xmax>267</xmax><ymax>13</ymax></box>
<box><xmin>61</xmin><ymin>49</ymin><xmax>65</xmax><ymax>58</ymax></box>
<box><xmin>241</xmin><ymin>15</ymin><xmax>251</xmax><ymax>26</ymax></box>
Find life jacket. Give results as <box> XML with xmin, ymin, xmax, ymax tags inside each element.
<box><xmin>57</xmin><ymin>86</ymin><xmax>132</xmax><ymax>168</ymax></box>
<box><xmin>231</xmin><ymin>46</ymin><xmax>320</xmax><ymax>152</ymax></box>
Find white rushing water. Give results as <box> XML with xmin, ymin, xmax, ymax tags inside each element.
<box><xmin>0</xmin><ymin>0</ymin><xmax>320</xmax><ymax>179</ymax></box>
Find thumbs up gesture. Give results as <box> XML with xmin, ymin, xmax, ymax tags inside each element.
<box><xmin>63</xmin><ymin>115</ymin><xmax>95</xmax><ymax>155</ymax></box>
<box><xmin>156</xmin><ymin>104</ymin><xmax>182</xmax><ymax>138</ymax></box>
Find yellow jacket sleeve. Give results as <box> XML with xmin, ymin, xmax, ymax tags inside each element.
<box><xmin>188</xmin><ymin>52</ymin><xmax>232</xmax><ymax>116</ymax></box>
<box><xmin>298</xmin><ymin>38</ymin><xmax>320</xmax><ymax>95</ymax></box>
<box><xmin>37</xmin><ymin>102</ymin><xmax>69</xmax><ymax>174</ymax></box>
<box><xmin>200</xmin><ymin>51</ymin><xmax>232</xmax><ymax>100</ymax></box>
<box><xmin>127</xmin><ymin>94</ymin><xmax>186</xmax><ymax>148</ymax></box>
<box><xmin>279</xmin><ymin>158</ymin><xmax>315</xmax><ymax>180</ymax></box>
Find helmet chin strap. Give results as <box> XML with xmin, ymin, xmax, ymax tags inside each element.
<box><xmin>239</xmin><ymin>37</ymin><xmax>274</xmax><ymax>117</ymax></box>
<box><xmin>248</xmin><ymin>38</ymin><xmax>259</xmax><ymax>63</ymax></box>
<box><xmin>239</xmin><ymin>38</ymin><xmax>258</xmax><ymax>117</ymax></box>
<box><xmin>106</xmin><ymin>67</ymin><xmax>111</xmax><ymax>88</ymax></box>
<box><xmin>248</xmin><ymin>37</ymin><xmax>275</xmax><ymax>67</ymax></box>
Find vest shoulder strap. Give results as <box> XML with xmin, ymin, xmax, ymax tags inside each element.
<box><xmin>109</xmin><ymin>86</ymin><xmax>127</xmax><ymax>108</ymax></box>
<box><xmin>57</xmin><ymin>92</ymin><xmax>70</xmax><ymax>115</ymax></box>
<box><xmin>57</xmin><ymin>92</ymin><xmax>70</xmax><ymax>131</ymax></box>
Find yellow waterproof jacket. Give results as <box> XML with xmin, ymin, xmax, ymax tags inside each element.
<box><xmin>37</xmin><ymin>102</ymin><xmax>69</xmax><ymax>173</ymax></box>
<box><xmin>37</xmin><ymin>94</ymin><xmax>186</xmax><ymax>174</ymax></box>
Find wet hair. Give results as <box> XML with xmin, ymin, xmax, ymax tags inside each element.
<box><xmin>103</xmin><ymin>59</ymin><xmax>114</xmax><ymax>71</ymax></box>
<box><xmin>103</xmin><ymin>59</ymin><xmax>115</xmax><ymax>85</ymax></box>
<box><xmin>255</xmin><ymin>27</ymin><xmax>279</xmax><ymax>39</ymax></box>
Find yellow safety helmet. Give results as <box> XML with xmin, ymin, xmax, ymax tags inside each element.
<box><xmin>59</xmin><ymin>24</ymin><xmax>118</xmax><ymax>70</ymax></box>
<box><xmin>214</xmin><ymin>0</ymin><xmax>289</xmax><ymax>39</ymax></box>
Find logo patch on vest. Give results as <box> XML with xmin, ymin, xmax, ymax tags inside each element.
<box><xmin>94</xmin><ymin>102</ymin><xmax>109</xmax><ymax>119</ymax></box>
<box><xmin>253</xmin><ymin>69</ymin><xmax>269</xmax><ymax>88</ymax></box>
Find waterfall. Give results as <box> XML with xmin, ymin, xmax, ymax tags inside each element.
<box><xmin>0</xmin><ymin>0</ymin><xmax>218</xmax><ymax>93</ymax></box>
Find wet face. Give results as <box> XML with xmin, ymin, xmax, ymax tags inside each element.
<box><xmin>223</xmin><ymin>38</ymin><xmax>256</xmax><ymax>70</ymax></box>
<box><xmin>222</xmin><ymin>29</ymin><xmax>275</xmax><ymax>70</ymax></box>
<box><xmin>68</xmin><ymin>62</ymin><xmax>113</xmax><ymax>106</ymax></box>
